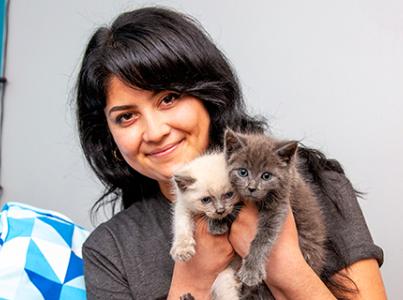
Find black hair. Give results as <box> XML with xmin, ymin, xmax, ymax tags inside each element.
<box><xmin>76</xmin><ymin>7</ymin><xmax>266</xmax><ymax>216</ymax></box>
<box><xmin>76</xmin><ymin>6</ymin><xmax>356</xmax><ymax>298</ymax></box>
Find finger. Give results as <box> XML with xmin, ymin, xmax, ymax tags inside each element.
<box><xmin>283</xmin><ymin>206</ymin><xmax>298</xmax><ymax>234</ymax></box>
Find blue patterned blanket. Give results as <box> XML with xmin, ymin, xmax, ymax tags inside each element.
<box><xmin>0</xmin><ymin>202</ymin><xmax>89</xmax><ymax>300</ymax></box>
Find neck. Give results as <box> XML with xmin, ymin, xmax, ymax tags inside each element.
<box><xmin>159</xmin><ymin>181</ymin><xmax>175</xmax><ymax>202</ymax></box>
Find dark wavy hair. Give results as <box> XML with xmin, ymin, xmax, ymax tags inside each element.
<box><xmin>75</xmin><ymin>6</ymin><xmax>356</xmax><ymax>298</ymax></box>
<box><xmin>76</xmin><ymin>7</ymin><xmax>267</xmax><ymax>214</ymax></box>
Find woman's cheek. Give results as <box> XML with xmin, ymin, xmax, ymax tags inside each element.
<box><xmin>113</xmin><ymin>126</ymin><xmax>142</xmax><ymax>157</ymax></box>
<box><xmin>170</xmin><ymin>103</ymin><xmax>200</xmax><ymax>131</ymax></box>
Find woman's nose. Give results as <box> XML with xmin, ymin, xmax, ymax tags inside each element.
<box><xmin>142</xmin><ymin>114</ymin><xmax>171</xmax><ymax>143</ymax></box>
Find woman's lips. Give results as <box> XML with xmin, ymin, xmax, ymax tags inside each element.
<box><xmin>147</xmin><ymin>140</ymin><xmax>183</xmax><ymax>158</ymax></box>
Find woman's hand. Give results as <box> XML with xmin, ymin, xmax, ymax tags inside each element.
<box><xmin>168</xmin><ymin>216</ymin><xmax>234</xmax><ymax>300</ymax></box>
<box><xmin>229</xmin><ymin>201</ymin><xmax>336</xmax><ymax>299</ymax></box>
<box><xmin>229</xmin><ymin>201</ymin><xmax>305</xmax><ymax>284</ymax></box>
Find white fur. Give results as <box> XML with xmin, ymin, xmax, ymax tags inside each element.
<box><xmin>170</xmin><ymin>197</ymin><xmax>196</xmax><ymax>261</ymax></box>
<box><xmin>170</xmin><ymin>152</ymin><xmax>233</xmax><ymax>261</ymax></box>
<box><xmin>170</xmin><ymin>152</ymin><xmax>241</xmax><ymax>299</ymax></box>
<box><xmin>212</xmin><ymin>266</ymin><xmax>241</xmax><ymax>300</ymax></box>
<box><xmin>173</xmin><ymin>152</ymin><xmax>233</xmax><ymax>214</ymax></box>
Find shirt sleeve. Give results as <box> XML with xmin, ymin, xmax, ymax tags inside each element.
<box><xmin>82</xmin><ymin>224</ymin><xmax>134</xmax><ymax>300</ymax></box>
<box><xmin>317</xmin><ymin>170</ymin><xmax>384</xmax><ymax>274</ymax></box>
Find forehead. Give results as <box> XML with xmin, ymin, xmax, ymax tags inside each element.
<box><xmin>235</xmin><ymin>142</ymin><xmax>278</xmax><ymax>169</ymax></box>
<box><xmin>185</xmin><ymin>181</ymin><xmax>230</xmax><ymax>202</ymax></box>
<box><xmin>105</xmin><ymin>76</ymin><xmax>156</xmax><ymax>108</ymax></box>
<box><xmin>180</xmin><ymin>153</ymin><xmax>232</xmax><ymax>192</ymax></box>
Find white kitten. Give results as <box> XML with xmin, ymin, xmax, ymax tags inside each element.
<box><xmin>170</xmin><ymin>152</ymin><xmax>241</xmax><ymax>300</ymax></box>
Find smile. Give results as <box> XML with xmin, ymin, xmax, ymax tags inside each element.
<box><xmin>147</xmin><ymin>140</ymin><xmax>183</xmax><ymax>158</ymax></box>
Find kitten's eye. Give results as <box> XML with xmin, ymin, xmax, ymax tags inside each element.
<box><xmin>201</xmin><ymin>197</ymin><xmax>212</xmax><ymax>204</ymax></box>
<box><xmin>223</xmin><ymin>191</ymin><xmax>234</xmax><ymax>199</ymax></box>
<box><xmin>238</xmin><ymin>168</ymin><xmax>248</xmax><ymax>177</ymax></box>
<box><xmin>261</xmin><ymin>172</ymin><xmax>273</xmax><ymax>181</ymax></box>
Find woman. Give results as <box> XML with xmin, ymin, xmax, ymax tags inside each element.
<box><xmin>76</xmin><ymin>7</ymin><xmax>386</xmax><ymax>299</ymax></box>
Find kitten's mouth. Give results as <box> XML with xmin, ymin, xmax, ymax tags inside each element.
<box><xmin>209</xmin><ymin>212</ymin><xmax>229</xmax><ymax>219</ymax></box>
<box><xmin>244</xmin><ymin>193</ymin><xmax>260</xmax><ymax>201</ymax></box>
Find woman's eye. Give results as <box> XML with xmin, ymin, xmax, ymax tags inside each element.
<box><xmin>161</xmin><ymin>92</ymin><xmax>180</xmax><ymax>106</ymax></box>
<box><xmin>201</xmin><ymin>197</ymin><xmax>212</xmax><ymax>204</ymax></box>
<box><xmin>261</xmin><ymin>172</ymin><xmax>273</xmax><ymax>181</ymax></box>
<box><xmin>238</xmin><ymin>168</ymin><xmax>248</xmax><ymax>177</ymax></box>
<box><xmin>115</xmin><ymin>112</ymin><xmax>136</xmax><ymax>125</ymax></box>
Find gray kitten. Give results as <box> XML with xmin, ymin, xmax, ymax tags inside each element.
<box><xmin>224</xmin><ymin>129</ymin><xmax>327</xmax><ymax>289</ymax></box>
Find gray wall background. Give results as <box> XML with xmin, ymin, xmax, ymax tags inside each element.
<box><xmin>2</xmin><ymin>0</ymin><xmax>402</xmax><ymax>297</ymax></box>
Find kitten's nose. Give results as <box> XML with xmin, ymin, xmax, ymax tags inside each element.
<box><xmin>216</xmin><ymin>208</ymin><xmax>225</xmax><ymax>215</ymax></box>
<box><xmin>248</xmin><ymin>187</ymin><xmax>256</xmax><ymax>193</ymax></box>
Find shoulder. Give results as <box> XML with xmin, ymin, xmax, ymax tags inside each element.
<box><xmin>83</xmin><ymin>195</ymin><xmax>174</xmax><ymax>298</ymax></box>
<box><xmin>309</xmin><ymin>170</ymin><xmax>384</xmax><ymax>273</ymax></box>
<box><xmin>83</xmin><ymin>204</ymin><xmax>137</xmax><ymax>250</ymax></box>
<box><xmin>83</xmin><ymin>194</ymin><xmax>172</xmax><ymax>258</ymax></box>
<box><xmin>315</xmin><ymin>170</ymin><xmax>358</xmax><ymax>211</ymax></box>
<box><xmin>314</xmin><ymin>170</ymin><xmax>369</xmax><ymax>223</ymax></box>
<box><xmin>84</xmin><ymin>196</ymin><xmax>166</xmax><ymax>249</ymax></box>
<box><xmin>82</xmin><ymin>205</ymin><xmax>140</xmax><ymax>268</ymax></box>
<box><xmin>81</xmin><ymin>202</ymin><xmax>157</xmax><ymax>299</ymax></box>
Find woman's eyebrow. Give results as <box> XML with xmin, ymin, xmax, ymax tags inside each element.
<box><xmin>108</xmin><ymin>104</ymin><xmax>137</xmax><ymax>116</ymax></box>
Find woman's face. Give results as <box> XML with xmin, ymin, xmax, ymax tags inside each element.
<box><xmin>105</xmin><ymin>76</ymin><xmax>211</xmax><ymax>184</ymax></box>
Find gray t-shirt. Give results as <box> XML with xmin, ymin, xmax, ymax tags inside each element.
<box><xmin>82</xmin><ymin>171</ymin><xmax>383</xmax><ymax>299</ymax></box>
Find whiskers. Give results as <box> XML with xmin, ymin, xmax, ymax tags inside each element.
<box><xmin>199</xmin><ymin>201</ymin><xmax>244</xmax><ymax>232</ymax></box>
<box><xmin>200</xmin><ymin>213</ymin><xmax>210</xmax><ymax>223</ymax></box>
<box><xmin>226</xmin><ymin>202</ymin><xmax>244</xmax><ymax>223</ymax></box>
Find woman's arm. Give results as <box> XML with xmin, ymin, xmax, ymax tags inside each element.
<box><xmin>229</xmin><ymin>201</ymin><xmax>386</xmax><ymax>300</ymax></box>
<box><xmin>167</xmin><ymin>217</ymin><xmax>234</xmax><ymax>300</ymax></box>
<box><xmin>334</xmin><ymin>259</ymin><xmax>387</xmax><ymax>300</ymax></box>
<box><xmin>262</xmin><ymin>208</ymin><xmax>337</xmax><ymax>299</ymax></box>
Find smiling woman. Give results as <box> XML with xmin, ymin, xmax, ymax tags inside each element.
<box><xmin>104</xmin><ymin>76</ymin><xmax>210</xmax><ymax>195</ymax></box>
<box><xmin>76</xmin><ymin>7</ymin><xmax>265</xmax><ymax>216</ymax></box>
<box><xmin>75</xmin><ymin>6</ymin><xmax>385</xmax><ymax>300</ymax></box>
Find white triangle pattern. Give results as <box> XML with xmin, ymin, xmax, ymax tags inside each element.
<box><xmin>31</xmin><ymin>218</ymin><xmax>69</xmax><ymax>248</ymax></box>
<box><xmin>71</xmin><ymin>227</ymin><xmax>89</xmax><ymax>258</ymax></box>
<box><xmin>0</xmin><ymin>238</ymin><xmax>31</xmax><ymax>299</ymax></box>
<box><xmin>0</xmin><ymin>237</ymin><xmax>29</xmax><ymax>275</ymax></box>
<box><xmin>7</xmin><ymin>207</ymin><xmax>37</xmax><ymax>219</ymax></box>
<box><xmin>31</xmin><ymin>236</ymin><xmax>71</xmax><ymax>283</ymax></box>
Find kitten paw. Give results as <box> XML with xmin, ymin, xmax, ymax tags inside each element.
<box><xmin>180</xmin><ymin>293</ymin><xmax>195</xmax><ymax>300</ymax></box>
<box><xmin>237</xmin><ymin>263</ymin><xmax>266</xmax><ymax>287</ymax></box>
<box><xmin>170</xmin><ymin>237</ymin><xmax>196</xmax><ymax>262</ymax></box>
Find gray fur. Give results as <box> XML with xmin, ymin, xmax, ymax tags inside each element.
<box><xmin>208</xmin><ymin>217</ymin><xmax>230</xmax><ymax>235</ymax></box>
<box><xmin>224</xmin><ymin>129</ymin><xmax>327</xmax><ymax>291</ymax></box>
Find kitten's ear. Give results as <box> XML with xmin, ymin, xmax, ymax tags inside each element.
<box><xmin>173</xmin><ymin>174</ymin><xmax>196</xmax><ymax>192</ymax></box>
<box><xmin>224</xmin><ymin>129</ymin><xmax>247</xmax><ymax>160</ymax></box>
<box><xmin>275</xmin><ymin>141</ymin><xmax>299</xmax><ymax>165</ymax></box>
